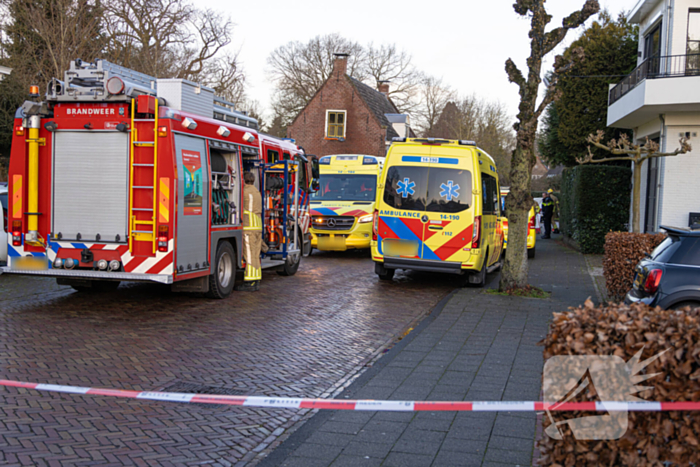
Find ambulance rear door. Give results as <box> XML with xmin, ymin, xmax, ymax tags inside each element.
<box><xmin>420</xmin><ymin>147</ymin><xmax>475</xmax><ymax>263</ymax></box>
<box><xmin>376</xmin><ymin>148</ymin><xmax>428</xmax><ymax>259</ymax></box>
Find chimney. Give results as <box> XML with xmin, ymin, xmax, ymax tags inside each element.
<box><xmin>378</xmin><ymin>81</ymin><xmax>390</xmax><ymax>95</ymax></box>
<box><xmin>332</xmin><ymin>53</ymin><xmax>349</xmax><ymax>76</ymax></box>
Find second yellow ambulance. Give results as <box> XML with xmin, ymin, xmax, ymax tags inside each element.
<box><xmin>371</xmin><ymin>138</ymin><xmax>504</xmax><ymax>286</ymax></box>
<box><xmin>310</xmin><ymin>155</ymin><xmax>384</xmax><ymax>252</ymax></box>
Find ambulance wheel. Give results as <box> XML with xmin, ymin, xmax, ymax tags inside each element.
<box><xmin>207</xmin><ymin>241</ymin><xmax>236</xmax><ymax>299</ymax></box>
<box><xmin>467</xmin><ymin>254</ymin><xmax>487</xmax><ymax>288</ymax></box>
<box><xmin>375</xmin><ymin>262</ymin><xmax>395</xmax><ymax>281</ymax></box>
<box><xmin>528</xmin><ymin>247</ymin><xmax>536</xmax><ymax>259</ymax></box>
<box><xmin>277</xmin><ymin>251</ymin><xmax>301</xmax><ymax>276</ymax></box>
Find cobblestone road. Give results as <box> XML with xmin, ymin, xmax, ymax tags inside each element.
<box><xmin>0</xmin><ymin>251</ymin><xmax>454</xmax><ymax>466</ymax></box>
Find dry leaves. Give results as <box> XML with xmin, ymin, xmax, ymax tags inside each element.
<box><xmin>537</xmin><ymin>301</ymin><xmax>700</xmax><ymax>466</ymax></box>
<box><xmin>603</xmin><ymin>232</ymin><xmax>666</xmax><ymax>301</ymax></box>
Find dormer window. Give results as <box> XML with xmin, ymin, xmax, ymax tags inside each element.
<box><xmin>326</xmin><ymin>110</ymin><xmax>346</xmax><ymax>139</ymax></box>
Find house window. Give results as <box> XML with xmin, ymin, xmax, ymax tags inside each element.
<box><xmin>644</xmin><ymin>23</ymin><xmax>662</xmax><ymax>75</ymax></box>
<box><xmin>687</xmin><ymin>10</ymin><xmax>700</xmax><ymax>73</ymax></box>
<box><xmin>326</xmin><ymin>110</ymin><xmax>346</xmax><ymax>139</ymax></box>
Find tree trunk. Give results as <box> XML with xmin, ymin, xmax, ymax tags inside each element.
<box><xmin>631</xmin><ymin>161</ymin><xmax>642</xmax><ymax>233</ymax></box>
<box><xmin>500</xmin><ymin>146</ymin><xmax>532</xmax><ymax>291</ymax></box>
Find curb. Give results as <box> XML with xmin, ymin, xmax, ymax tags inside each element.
<box><xmin>256</xmin><ymin>288</ymin><xmax>458</xmax><ymax>467</ymax></box>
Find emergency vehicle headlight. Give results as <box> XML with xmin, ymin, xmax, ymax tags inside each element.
<box><xmin>53</xmin><ymin>258</ymin><xmax>64</xmax><ymax>269</ymax></box>
<box><xmin>97</xmin><ymin>259</ymin><xmax>108</xmax><ymax>270</ymax></box>
<box><xmin>358</xmin><ymin>214</ymin><xmax>374</xmax><ymax>223</ymax></box>
<box><xmin>182</xmin><ymin>118</ymin><xmax>197</xmax><ymax>130</ymax></box>
<box><xmin>109</xmin><ymin>260</ymin><xmax>121</xmax><ymax>271</ymax></box>
<box><xmin>319</xmin><ymin>157</ymin><xmax>330</xmax><ymax>165</ymax></box>
<box><xmin>106</xmin><ymin>76</ymin><xmax>125</xmax><ymax>95</ymax></box>
<box><xmin>362</xmin><ymin>157</ymin><xmax>377</xmax><ymax>165</ymax></box>
<box><xmin>64</xmin><ymin>258</ymin><xmax>76</xmax><ymax>269</ymax></box>
<box><xmin>217</xmin><ymin>126</ymin><xmax>231</xmax><ymax>137</ymax></box>
<box><xmin>242</xmin><ymin>132</ymin><xmax>255</xmax><ymax>143</ymax></box>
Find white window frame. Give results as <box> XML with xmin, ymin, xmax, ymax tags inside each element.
<box><xmin>325</xmin><ymin>110</ymin><xmax>347</xmax><ymax>139</ymax></box>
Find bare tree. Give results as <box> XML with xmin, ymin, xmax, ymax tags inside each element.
<box><xmin>580</xmin><ymin>130</ymin><xmax>691</xmax><ymax>233</ymax></box>
<box><xmin>500</xmin><ymin>0</ymin><xmax>599</xmax><ymax>291</ymax></box>
<box><xmin>415</xmin><ymin>74</ymin><xmax>454</xmax><ymax>137</ymax></box>
<box><xmin>199</xmin><ymin>50</ymin><xmax>245</xmax><ymax>105</ymax></box>
<box><xmin>267</xmin><ymin>33</ymin><xmax>365</xmax><ymax>127</ymax></box>
<box><xmin>366</xmin><ymin>43</ymin><xmax>420</xmax><ymax>113</ymax></box>
<box><xmin>104</xmin><ymin>0</ymin><xmax>233</xmax><ymax>80</ymax></box>
<box><xmin>3</xmin><ymin>0</ymin><xmax>106</xmax><ymax>86</ymax></box>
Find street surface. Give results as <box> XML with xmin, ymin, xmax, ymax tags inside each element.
<box><xmin>0</xmin><ymin>251</ymin><xmax>454</xmax><ymax>466</ymax></box>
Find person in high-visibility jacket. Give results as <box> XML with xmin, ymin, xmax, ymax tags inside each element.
<box><xmin>236</xmin><ymin>172</ymin><xmax>262</xmax><ymax>292</ymax></box>
<box><xmin>541</xmin><ymin>191</ymin><xmax>554</xmax><ymax>239</ymax></box>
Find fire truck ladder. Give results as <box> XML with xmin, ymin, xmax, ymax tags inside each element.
<box><xmin>128</xmin><ymin>98</ymin><xmax>159</xmax><ymax>254</ymax></box>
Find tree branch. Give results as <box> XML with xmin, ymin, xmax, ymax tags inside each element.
<box><xmin>505</xmin><ymin>58</ymin><xmax>525</xmax><ymax>94</ymax></box>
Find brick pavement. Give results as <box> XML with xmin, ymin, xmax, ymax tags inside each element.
<box><xmin>260</xmin><ymin>238</ymin><xmax>597</xmax><ymax>467</ymax></box>
<box><xmin>0</xmin><ymin>250</ymin><xmax>454</xmax><ymax>466</ymax></box>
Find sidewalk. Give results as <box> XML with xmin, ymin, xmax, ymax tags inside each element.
<box><xmin>259</xmin><ymin>238</ymin><xmax>597</xmax><ymax>467</ymax></box>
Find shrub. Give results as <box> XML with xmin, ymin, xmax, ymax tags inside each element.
<box><xmin>560</xmin><ymin>165</ymin><xmax>631</xmax><ymax>254</ymax></box>
<box><xmin>538</xmin><ymin>300</ymin><xmax>700</xmax><ymax>466</ymax></box>
<box><xmin>603</xmin><ymin>232</ymin><xmax>666</xmax><ymax>301</ymax></box>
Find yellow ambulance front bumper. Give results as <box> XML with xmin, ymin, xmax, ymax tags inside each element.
<box><xmin>311</xmin><ymin>222</ymin><xmax>373</xmax><ymax>250</ymax></box>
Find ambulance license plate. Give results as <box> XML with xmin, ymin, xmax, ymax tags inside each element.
<box><xmin>384</xmin><ymin>240</ymin><xmax>419</xmax><ymax>257</ymax></box>
<box><xmin>318</xmin><ymin>235</ymin><xmax>347</xmax><ymax>251</ymax></box>
<box><xmin>14</xmin><ymin>256</ymin><xmax>49</xmax><ymax>270</ymax></box>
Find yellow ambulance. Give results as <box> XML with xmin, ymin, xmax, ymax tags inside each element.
<box><xmin>500</xmin><ymin>188</ymin><xmax>537</xmax><ymax>259</ymax></box>
<box><xmin>310</xmin><ymin>155</ymin><xmax>385</xmax><ymax>251</ymax></box>
<box><xmin>371</xmin><ymin>138</ymin><xmax>504</xmax><ymax>286</ymax></box>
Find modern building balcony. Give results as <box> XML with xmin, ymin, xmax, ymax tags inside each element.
<box><xmin>607</xmin><ymin>54</ymin><xmax>700</xmax><ymax>129</ymax></box>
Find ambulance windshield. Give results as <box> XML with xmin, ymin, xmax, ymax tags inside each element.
<box><xmin>312</xmin><ymin>174</ymin><xmax>377</xmax><ymax>201</ymax></box>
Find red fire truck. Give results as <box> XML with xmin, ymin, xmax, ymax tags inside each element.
<box><xmin>2</xmin><ymin>59</ymin><xmax>318</xmax><ymax>298</ymax></box>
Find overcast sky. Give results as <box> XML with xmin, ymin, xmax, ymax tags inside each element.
<box><xmin>199</xmin><ymin>0</ymin><xmax>634</xmax><ymax>121</ymax></box>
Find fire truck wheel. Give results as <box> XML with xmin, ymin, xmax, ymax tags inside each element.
<box><xmin>207</xmin><ymin>241</ymin><xmax>236</xmax><ymax>299</ymax></box>
<box><xmin>277</xmin><ymin>251</ymin><xmax>301</xmax><ymax>276</ymax></box>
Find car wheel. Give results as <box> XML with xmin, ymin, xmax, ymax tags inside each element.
<box><xmin>528</xmin><ymin>247</ymin><xmax>535</xmax><ymax>259</ymax></box>
<box><xmin>671</xmin><ymin>301</ymin><xmax>700</xmax><ymax>310</ymax></box>
<box><xmin>207</xmin><ymin>241</ymin><xmax>236</xmax><ymax>299</ymax></box>
<box><xmin>375</xmin><ymin>262</ymin><xmax>395</xmax><ymax>281</ymax></box>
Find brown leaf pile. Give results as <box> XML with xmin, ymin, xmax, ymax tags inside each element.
<box><xmin>537</xmin><ymin>300</ymin><xmax>700</xmax><ymax>466</ymax></box>
<box><xmin>603</xmin><ymin>232</ymin><xmax>666</xmax><ymax>301</ymax></box>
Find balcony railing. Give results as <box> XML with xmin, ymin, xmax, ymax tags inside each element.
<box><xmin>609</xmin><ymin>53</ymin><xmax>700</xmax><ymax>105</ymax></box>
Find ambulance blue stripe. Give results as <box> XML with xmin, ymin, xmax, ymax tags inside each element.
<box><xmin>30</xmin><ymin>252</ymin><xmax>46</xmax><ymax>257</ymax></box>
<box><xmin>49</xmin><ymin>242</ymin><xmax>60</xmax><ymax>253</ymax></box>
<box><xmin>313</xmin><ymin>208</ymin><xmax>337</xmax><ymax>216</ymax></box>
<box><xmin>401</xmin><ymin>156</ymin><xmax>458</xmax><ymax>165</ymax></box>
<box><xmin>71</xmin><ymin>243</ymin><xmax>88</xmax><ymax>249</ymax></box>
<box><xmin>380</xmin><ymin>217</ymin><xmax>440</xmax><ymax>260</ymax></box>
<box><xmin>7</xmin><ymin>245</ymin><xmax>21</xmax><ymax>257</ymax></box>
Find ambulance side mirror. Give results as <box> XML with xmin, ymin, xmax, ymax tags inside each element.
<box><xmin>310</xmin><ymin>156</ymin><xmax>320</xmax><ymax>179</ymax></box>
<box><xmin>310</xmin><ymin>156</ymin><xmax>320</xmax><ymax>192</ymax></box>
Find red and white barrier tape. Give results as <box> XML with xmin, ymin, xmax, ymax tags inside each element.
<box><xmin>1</xmin><ymin>379</ymin><xmax>697</xmax><ymax>412</ymax></box>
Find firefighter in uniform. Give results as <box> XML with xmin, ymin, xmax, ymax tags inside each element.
<box><xmin>541</xmin><ymin>191</ymin><xmax>554</xmax><ymax>239</ymax></box>
<box><xmin>235</xmin><ymin>172</ymin><xmax>262</xmax><ymax>292</ymax></box>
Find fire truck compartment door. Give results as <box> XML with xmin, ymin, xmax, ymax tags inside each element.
<box><xmin>175</xmin><ymin>134</ymin><xmax>209</xmax><ymax>271</ymax></box>
<box><xmin>53</xmin><ymin>131</ymin><xmax>129</xmax><ymax>242</ymax></box>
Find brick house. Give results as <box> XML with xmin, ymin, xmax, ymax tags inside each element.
<box><xmin>287</xmin><ymin>54</ymin><xmax>411</xmax><ymax>158</ymax></box>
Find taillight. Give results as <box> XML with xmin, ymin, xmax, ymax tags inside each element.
<box><xmin>472</xmin><ymin>216</ymin><xmax>481</xmax><ymax>249</ymax></box>
<box><xmin>158</xmin><ymin>225</ymin><xmax>169</xmax><ymax>252</ymax></box>
<box><xmin>372</xmin><ymin>211</ymin><xmax>379</xmax><ymax>241</ymax></box>
<box><xmin>644</xmin><ymin>269</ymin><xmax>663</xmax><ymax>295</ymax></box>
<box><xmin>11</xmin><ymin>220</ymin><xmax>21</xmax><ymax>246</ymax></box>
<box><xmin>529</xmin><ymin>216</ymin><xmax>535</xmax><ymax>230</ymax></box>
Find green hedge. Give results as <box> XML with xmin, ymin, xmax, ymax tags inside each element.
<box><xmin>560</xmin><ymin>165</ymin><xmax>630</xmax><ymax>254</ymax></box>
